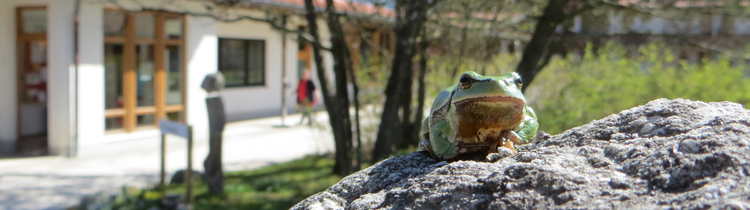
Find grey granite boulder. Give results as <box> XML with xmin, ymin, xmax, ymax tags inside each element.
<box><xmin>292</xmin><ymin>99</ymin><xmax>750</xmax><ymax>210</ymax></box>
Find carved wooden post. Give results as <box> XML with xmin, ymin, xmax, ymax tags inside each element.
<box><xmin>201</xmin><ymin>73</ymin><xmax>226</xmax><ymax>194</ymax></box>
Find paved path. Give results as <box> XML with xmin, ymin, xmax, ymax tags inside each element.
<box><xmin>0</xmin><ymin>113</ymin><xmax>334</xmax><ymax>210</ymax></box>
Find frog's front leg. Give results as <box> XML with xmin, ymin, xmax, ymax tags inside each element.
<box><xmin>426</xmin><ymin>119</ymin><xmax>459</xmax><ymax>160</ymax></box>
<box><xmin>504</xmin><ymin>131</ymin><xmax>522</xmax><ymax>155</ymax></box>
<box><xmin>516</xmin><ymin>106</ymin><xmax>539</xmax><ymax>143</ymax></box>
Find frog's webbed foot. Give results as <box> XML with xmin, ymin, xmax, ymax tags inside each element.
<box><xmin>494</xmin><ymin>131</ymin><xmax>520</xmax><ymax>155</ymax></box>
<box><xmin>487</xmin><ymin>131</ymin><xmax>517</xmax><ymax>161</ymax></box>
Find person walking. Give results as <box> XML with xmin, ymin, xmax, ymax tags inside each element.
<box><xmin>296</xmin><ymin>69</ymin><xmax>317</xmax><ymax>125</ymax></box>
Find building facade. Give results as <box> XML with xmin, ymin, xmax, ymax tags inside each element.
<box><xmin>0</xmin><ymin>0</ymin><xmax>392</xmax><ymax>157</ymax></box>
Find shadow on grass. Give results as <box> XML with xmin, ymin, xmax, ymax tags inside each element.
<box><xmin>225</xmin><ymin>155</ymin><xmax>331</xmax><ymax>180</ymax></box>
<box><xmin>186</xmin><ymin>154</ymin><xmax>340</xmax><ymax>210</ymax></box>
<box><xmin>76</xmin><ymin>154</ymin><xmax>342</xmax><ymax>210</ymax></box>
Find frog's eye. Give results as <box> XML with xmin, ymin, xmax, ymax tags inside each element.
<box><xmin>460</xmin><ymin>75</ymin><xmax>471</xmax><ymax>84</ymax></box>
<box><xmin>459</xmin><ymin>74</ymin><xmax>474</xmax><ymax>89</ymax></box>
<box><xmin>515</xmin><ymin>77</ymin><xmax>523</xmax><ymax>87</ymax></box>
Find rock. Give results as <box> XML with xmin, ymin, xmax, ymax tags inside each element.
<box><xmin>169</xmin><ymin>169</ymin><xmax>205</xmax><ymax>185</ymax></box>
<box><xmin>291</xmin><ymin>99</ymin><xmax>750</xmax><ymax>210</ymax></box>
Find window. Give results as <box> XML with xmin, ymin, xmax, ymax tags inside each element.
<box><xmin>218</xmin><ymin>38</ymin><xmax>266</xmax><ymax>87</ymax></box>
<box><xmin>104</xmin><ymin>10</ymin><xmax>185</xmax><ymax>132</ymax></box>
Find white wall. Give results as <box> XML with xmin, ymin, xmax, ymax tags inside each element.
<box><xmin>607</xmin><ymin>11</ymin><xmax>624</xmax><ymax>34</ymax></box>
<box><xmin>318</xmin><ymin>18</ymin><xmax>336</xmax><ymax>96</ymax></box>
<box><xmin>186</xmin><ymin>15</ymin><xmax>217</xmax><ymax>145</ymax></box>
<box><xmin>735</xmin><ymin>18</ymin><xmax>750</xmax><ymax>35</ymax></box>
<box><xmin>0</xmin><ymin>1</ymin><xmax>19</xmax><ymax>143</ymax></box>
<box><xmin>47</xmin><ymin>0</ymin><xmax>75</xmax><ymax>156</ymax></box>
<box><xmin>76</xmin><ymin>3</ymin><xmax>105</xmax><ymax>148</ymax></box>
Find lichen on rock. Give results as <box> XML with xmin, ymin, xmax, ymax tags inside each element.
<box><xmin>292</xmin><ymin>99</ymin><xmax>750</xmax><ymax>210</ymax></box>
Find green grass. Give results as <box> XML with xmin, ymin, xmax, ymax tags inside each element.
<box><xmin>191</xmin><ymin>155</ymin><xmax>342</xmax><ymax>210</ymax></box>
<box><xmin>98</xmin><ymin>154</ymin><xmax>342</xmax><ymax>210</ymax></box>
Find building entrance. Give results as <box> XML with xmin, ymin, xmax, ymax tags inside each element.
<box><xmin>15</xmin><ymin>7</ymin><xmax>49</xmax><ymax>155</ymax></box>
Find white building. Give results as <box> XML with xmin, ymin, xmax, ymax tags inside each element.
<box><xmin>0</xmin><ymin>0</ymin><xmax>393</xmax><ymax>157</ymax></box>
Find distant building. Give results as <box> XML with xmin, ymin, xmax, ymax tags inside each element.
<box><xmin>0</xmin><ymin>0</ymin><xmax>394</xmax><ymax>157</ymax></box>
<box><xmin>560</xmin><ymin>1</ymin><xmax>750</xmax><ymax>63</ymax></box>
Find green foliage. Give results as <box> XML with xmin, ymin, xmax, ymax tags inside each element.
<box><xmin>354</xmin><ymin>56</ymin><xmax>392</xmax><ymax>159</ymax></box>
<box><xmin>422</xmin><ymin>42</ymin><xmax>750</xmax><ymax>136</ymax></box>
<box><xmin>361</xmin><ymin>40</ymin><xmax>749</xmax><ymax>152</ymax></box>
<box><xmin>529</xmin><ymin>42</ymin><xmax>750</xmax><ymax>134</ymax></box>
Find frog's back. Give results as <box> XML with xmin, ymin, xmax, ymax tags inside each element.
<box><xmin>430</xmin><ymin>85</ymin><xmax>456</xmax><ymax>112</ymax></box>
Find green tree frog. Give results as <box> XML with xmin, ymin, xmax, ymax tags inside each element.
<box><xmin>419</xmin><ymin>71</ymin><xmax>539</xmax><ymax>160</ymax></box>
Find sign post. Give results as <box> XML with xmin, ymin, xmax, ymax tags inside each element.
<box><xmin>158</xmin><ymin>119</ymin><xmax>194</xmax><ymax>205</ymax></box>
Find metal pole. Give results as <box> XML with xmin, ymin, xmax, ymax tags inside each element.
<box><xmin>69</xmin><ymin>0</ymin><xmax>81</xmax><ymax>158</ymax></box>
<box><xmin>186</xmin><ymin>126</ymin><xmax>193</xmax><ymax>205</ymax></box>
<box><xmin>280</xmin><ymin>15</ymin><xmax>288</xmax><ymax>125</ymax></box>
<box><xmin>160</xmin><ymin>133</ymin><xmax>166</xmax><ymax>194</ymax></box>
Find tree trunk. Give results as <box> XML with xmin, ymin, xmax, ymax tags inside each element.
<box><xmin>515</xmin><ymin>0</ymin><xmax>568</xmax><ymax>92</ymax></box>
<box><xmin>303</xmin><ymin>0</ymin><xmax>354</xmax><ymax>176</ymax></box>
<box><xmin>347</xmin><ymin>52</ymin><xmax>363</xmax><ymax>171</ymax></box>
<box><xmin>372</xmin><ymin>0</ymin><xmax>433</xmax><ymax>163</ymax></box>
<box><xmin>325</xmin><ymin>0</ymin><xmax>355</xmax><ymax>175</ymax></box>
<box><xmin>411</xmin><ymin>35</ymin><xmax>429</xmax><ymax>146</ymax></box>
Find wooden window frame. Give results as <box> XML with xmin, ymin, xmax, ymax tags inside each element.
<box><xmin>218</xmin><ymin>38</ymin><xmax>267</xmax><ymax>88</ymax></box>
<box><xmin>104</xmin><ymin>9</ymin><xmax>186</xmax><ymax>133</ymax></box>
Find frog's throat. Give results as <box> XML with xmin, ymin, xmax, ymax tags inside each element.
<box><xmin>451</xmin><ymin>96</ymin><xmax>525</xmax><ymax>143</ymax></box>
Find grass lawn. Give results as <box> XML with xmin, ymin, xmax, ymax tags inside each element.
<box><xmin>192</xmin><ymin>154</ymin><xmax>342</xmax><ymax>209</ymax></box>
<box><xmin>100</xmin><ymin>154</ymin><xmax>342</xmax><ymax>210</ymax></box>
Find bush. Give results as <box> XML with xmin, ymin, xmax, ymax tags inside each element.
<box><xmin>365</xmin><ymin>41</ymin><xmax>749</xmax><ymax>143</ymax></box>
<box><xmin>529</xmin><ymin>42</ymin><xmax>750</xmax><ymax>134</ymax></box>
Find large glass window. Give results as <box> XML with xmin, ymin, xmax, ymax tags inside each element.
<box><xmin>104</xmin><ymin>43</ymin><xmax>124</xmax><ymax>110</ymax></box>
<box><xmin>21</xmin><ymin>9</ymin><xmax>46</xmax><ymax>34</ymax></box>
<box><xmin>135</xmin><ymin>13</ymin><xmax>155</xmax><ymax>39</ymax></box>
<box><xmin>218</xmin><ymin>38</ymin><xmax>266</xmax><ymax>87</ymax></box>
<box><xmin>135</xmin><ymin>44</ymin><xmax>155</xmax><ymax>107</ymax></box>
<box><xmin>165</xmin><ymin>45</ymin><xmax>183</xmax><ymax>105</ymax></box>
<box><xmin>104</xmin><ymin>11</ymin><xmax>126</xmax><ymax>37</ymax></box>
<box><xmin>104</xmin><ymin>10</ymin><xmax>185</xmax><ymax>132</ymax></box>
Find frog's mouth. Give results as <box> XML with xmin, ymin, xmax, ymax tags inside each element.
<box><xmin>453</xmin><ymin>96</ymin><xmax>525</xmax><ymax>106</ymax></box>
<box><xmin>453</xmin><ymin>96</ymin><xmax>525</xmax><ymax>120</ymax></box>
